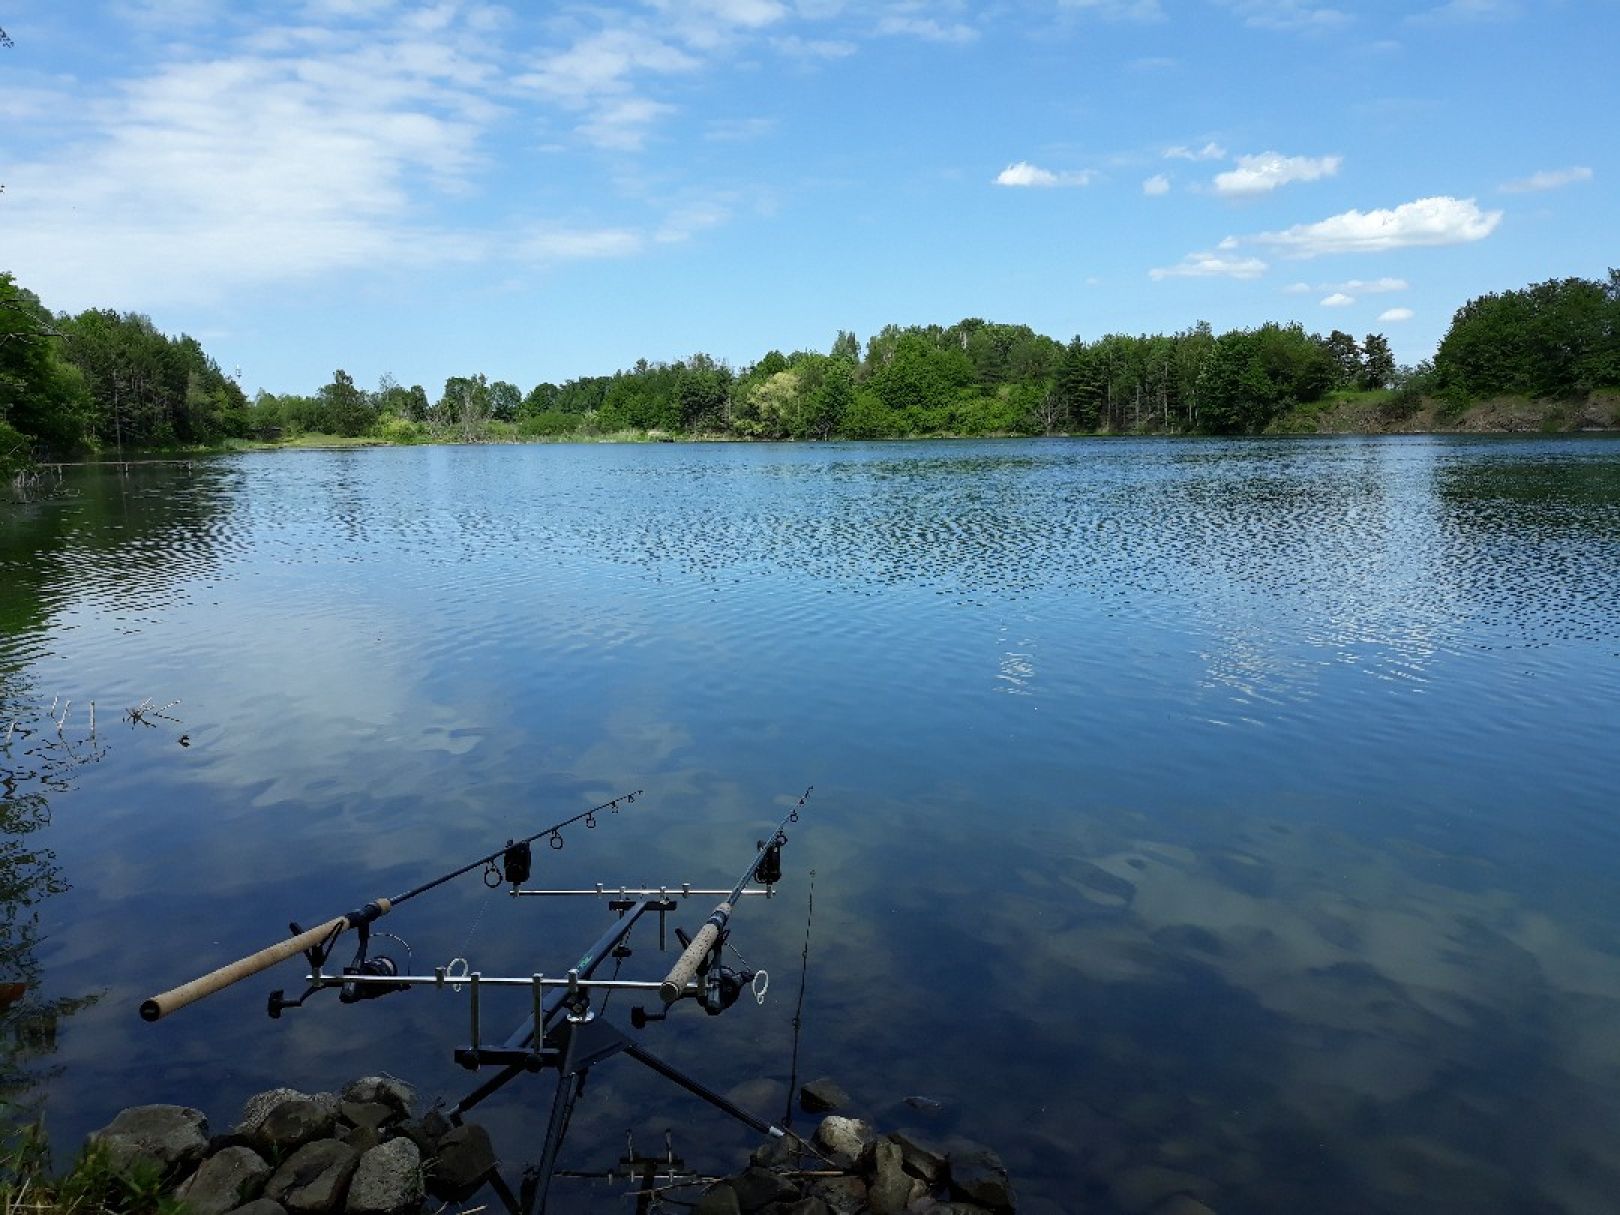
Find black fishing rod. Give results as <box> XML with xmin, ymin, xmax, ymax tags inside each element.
<box><xmin>658</xmin><ymin>787</ymin><xmax>810</xmax><ymax>1008</ymax></box>
<box><xmin>139</xmin><ymin>789</ymin><xmax>643</xmax><ymax>1022</ymax></box>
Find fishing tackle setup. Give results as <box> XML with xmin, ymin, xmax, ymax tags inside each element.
<box><xmin>140</xmin><ymin>786</ymin><xmax>815</xmax><ymax>1215</ymax></box>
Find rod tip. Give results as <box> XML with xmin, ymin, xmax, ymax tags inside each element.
<box><xmin>138</xmin><ymin>999</ymin><xmax>162</xmax><ymax>1022</ymax></box>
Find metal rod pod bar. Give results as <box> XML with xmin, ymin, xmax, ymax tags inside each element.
<box><xmin>512</xmin><ymin>887</ymin><xmax>774</xmax><ymax>898</ymax></box>
<box><xmin>308</xmin><ymin>973</ymin><xmax>689</xmax><ymax>993</ymax></box>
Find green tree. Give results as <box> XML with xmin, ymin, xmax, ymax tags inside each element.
<box><xmin>1360</xmin><ymin>334</ymin><xmax>1395</xmax><ymax>390</ymax></box>
<box><xmin>1326</xmin><ymin>330</ymin><xmax>1363</xmax><ymax>387</ymax></box>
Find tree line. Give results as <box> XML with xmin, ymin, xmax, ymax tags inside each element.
<box><xmin>5</xmin><ymin>268</ymin><xmax>1618</xmax><ymax>469</ymax></box>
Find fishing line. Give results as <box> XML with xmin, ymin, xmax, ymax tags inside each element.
<box><xmin>782</xmin><ymin>869</ymin><xmax>815</xmax><ymax>1131</ymax></box>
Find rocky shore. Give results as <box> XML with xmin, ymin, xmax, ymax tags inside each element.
<box><xmin>68</xmin><ymin>1075</ymin><xmax>1043</xmax><ymax>1215</ymax></box>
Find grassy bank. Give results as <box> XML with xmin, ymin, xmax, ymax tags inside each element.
<box><xmin>1270</xmin><ymin>389</ymin><xmax>1620</xmax><ymax>436</ymax></box>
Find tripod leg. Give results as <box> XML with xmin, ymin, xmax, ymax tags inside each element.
<box><xmin>532</xmin><ymin>1067</ymin><xmax>586</xmax><ymax>1215</ymax></box>
<box><xmin>621</xmin><ymin>1042</ymin><xmax>785</xmax><ymax>1140</ymax></box>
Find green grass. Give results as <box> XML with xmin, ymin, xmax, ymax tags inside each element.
<box><xmin>1</xmin><ymin>1125</ymin><xmax>183</xmax><ymax>1215</ymax></box>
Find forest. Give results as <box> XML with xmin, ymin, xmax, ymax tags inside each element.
<box><xmin>4</xmin><ymin>269</ymin><xmax>1618</xmax><ymax>470</ymax></box>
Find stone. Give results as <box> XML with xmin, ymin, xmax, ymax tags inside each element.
<box><xmin>889</xmin><ymin>1131</ymin><xmax>947</xmax><ymax>1184</ymax></box>
<box><xmin>750</xmin><ymin>1136</ymin><xmax>797</xmax><ymax>1169</ymax></box>
<box><xmin>265</xmin><ymin>1140</ymin><xmax>361</xmax><ymax>1214</ymax></box>
<box><xmin>694</xmin><ymin>1184</ymin><xmax>741</xmax><ymax>1215</ymax></box>
<box><xmin>867</xmin><ymin>1142</ymin><xmax>912</xmax><ymax>1215</ymax></box>
<box><xmin>342</xmin><ymin>1078</ymin><xmax>415</xmax><ymax>1117</ymax></box>
<box><xmin>345</xmin><ymin>1136</ymin><xmax>423</xmax><ymax>1215</ymax></box>
<box><xmin>812</xmin><ymin>1116</ymin><xmax>877</xmax><ymax>1170</ymax></box>
<box><xmin>177</xmin><ymin>1146</ymin><xmax>273</xmax><ymax>1215</ymax></box>
<box><xmin>799</xmin><ymin>1078</ymin><xmax>850</xmax><ymax>1114</ymax></box>
<box><xmin>224</xmin><ymin>1201</ymin><xmax>287</xmax><ymax>1215</ymax></box>
<box><xmin>807</xmin><ymin>1176</ymin><xmax>866</xmax><ymax>1215</ymax></box>
<box><xmin>729</xmin><ymin>1167</ymin><xmax>800</xmax><ymax>1212</ymax></box>
<box><xmin>253</xmin><ymin>1098</ymin><xmax>340</xmax><ymax>1156</ymax></box>
<box><xmin>89</xmin><ymin>1104</ymin><xmax>210</xmax><ymax>1177</ymax></box>
<box><xmin>340</xmin><ymin>1102</ymin><xmax>397</xmax><ymax>1133</ymax></box>
<box><xmin>341</xmin><ymin>1126</ymin><xmax>381</xmax><ymax>1155</ymax></box>
<box><xmin>394</xmin><ymin>1112</ymin><xmax>449</xmax><ymax>1158</ymax></box>
<box><xmin>237</xmin><ymin>1090</ymin><xmax>305</xmax><ymax>1138</ymax></box>
<box><xmin>426</xmin><ymin>1123</ymin><xmax>496</xmax><ymax>1200</ymax></box>
<box><xmin>903</xmin><ymin>1096</ymin><xmax>945</xmax><ymax>1117</ymax></box>
<box><xmin>1108</xmin><ymin>1165</ymin><xmax>1217</xmax><ymax>1215</ymax></box>
<box><xmin>946</xmin><ymin>1143</ymin><xmax>1014</xmax><ymax>1213</ymax></box>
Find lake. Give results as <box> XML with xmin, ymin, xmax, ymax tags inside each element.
<box><xmin>4</xmin><ymin>435</ymin><xmax>1620</xmax><ymax>1214</ymax></box>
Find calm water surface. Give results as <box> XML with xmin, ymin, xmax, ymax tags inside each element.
<box><xmin>3</xmin><ymin>437</ymin><xmax>1620</xmax><ymax>1214</ymax></box>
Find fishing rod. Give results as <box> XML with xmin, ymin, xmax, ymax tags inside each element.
<box><xmin>656</xmin><ymin>786</ymin><xmax>810</xmax><ymax>1013</ymax></box>
<box><xmin>138</xmin><ymin>789</ymin><xmax>644</xmax><ymax>1022</ymax></box>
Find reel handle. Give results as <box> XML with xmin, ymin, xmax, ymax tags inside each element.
<box><xmin>139</xmin><ymin>899</ymin><xmax>391</xmax><ymax>1021</ymax></box>
<box><xmin>658</xmin><ymin>908</ymin><xmax>727</xmax><ymax>1005</ymax></box>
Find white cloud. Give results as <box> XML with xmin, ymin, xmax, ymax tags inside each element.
<box><xmin>1283</xmin><ymin>281</ymin><xmax>1312</xmax><ymax>294</ymax></box>
<box><xmin>705</xmin><ymin>116</ymin><xmax>776</xmax><ymax>142</ymax></box>
<box><xmin>1320</xmin><ymin>292</ymin><xmax>1355</xmax><ymax>307</ymax></box>
<box><xmin>994</xmin><ymin>161</ymin><xmax>1096</xmax><ymax>188</ymax></box>
<box><xmin>1499</xmin><ymin>166</ymin><xmax>1593</xmax><ymax>193</ymax></box>
<box><xmin>1058</xmin><ymin>0</ymin><xmax>1166</xmax><ymax>20</ymax></box>
<box><xmin>1149</xmin><ymin>251</ymin><xmax>1269</xmax><ymax>280</ymax></box>
<box><xmin>1165</xmin><ymin>141</ymin><xmax>1226</xmax><ymax>161</ymax></box>
<box><xmin>1213</xmin><ymin>151</ymin><xmax>1342</xmax><ymax>196</ymax></box>
<box><xmin>1411</xmin><ymin>0</ymin><xmax>1518</xmax><ymax>24</ymax></box>
<box><xmin>1378</xmin><ymin>307</ymin><xmax>1415</xmax><ymax>322</ymax></box>
<box><xmin>517</xmin><ymin>226</ymin><xmax>644</xmax><ymax>261</ymax></box>
<box><xmin>1334</xmin><ymin>276</ymin><xmax>1408</xmax><ymax>293</ymax></box>
<box><xmin>1142</xmin><ymin>174</ymin><xmax>1170</xmax><ymax>196</ymax></box>
<box><xmin>770</xmin><ymin>34</ymin><xmax>856</xmax><ymax>58</ymax></box>
<box><xmin>875</xmin><ymin>15</ymin><xmax>978</xmax><ymax>42</ymax></box>
<box><xmin>1221</xmin><ymin>0</ymin><xmax>1352</xmax><ymax>31</ymax></box>
<box><xmin>1245</xmin><ymin>195</ymin><xmax>1502</xmax><ymax>257</ymax></box>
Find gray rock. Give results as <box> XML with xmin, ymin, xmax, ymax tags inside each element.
<box><xmin>729</xmin><ymin>1167</ymin><xmax>800</xmax><ymax>1212</ymax></box>
<box><xmin>807</xmin><ymin>1176</ymin><xmax>866</xmax><ymax>1215</ymax></box>
<box><xmin>762</xmin><ymin>1200</ymin><xmax>830</xmax><ymax>1215</ymax></box>
<box><xmin>426</xmin><ymin>1124</ymin><xmax>495</xmax><ymax>1200</ymax></box>
<box><xmin>342</xmin><ymin>1078</ymin><xmax>414</xmax><ymax>1117</ymax></box>
<box><xmin>394</xmin><ymin>1113</ymin><xmax>448</xmax><ymax>1158</ymax></box>
<box><xmin>341</xmin><ymin>1126</ymin><xmax>381</xmax><ymax>1155</ymax></box>
<box><xmin>224</xmin><ymin>1201</ymin><xmax>287</xmax><ymax>1215</ymax></box>
<box><xmin>946</xmin><ymin>1143</ymin><xmax>1014</xmax><ymax>1213</ymax></box>
<box><xmin>1108</xmin><ymin>1165</ymin><xmax>1216</xmax><ymax>1215</ymax></box>
<box><xmin>867</xmin><ymin>1142</ymin><xmax>912</xmax><ymax>1215</ymax></box>
<box><xmin>237</xmin><ymin>1090</ymin><xmax>306</xmax><ymax>1138</ymax></box>
<box><xmin>812</xmin><ymin>1116</ymin><xmax>877</xmax><ymax>1170</ymax></box>
<box><xmin>254</xmin><ymin>1098</ymin><xmax>341</xmax><ymax>1156</ymax></box>
<box><xmin>750</xmin><ymin>1136</ymin><xmax>797</xmax><ymax>1169</ymax></box>
<box><xmin>265</xmin><ymin>1139</ymin><xmax>361</xmax><ymax>1214</ymax></box>
<box><xmin>799</xmin><ymin>1078</ymin><xmax>850</xmax><ymax>1114</ymax></box>
<box><xmin>339</xmin><ymin>1102</ymin><xmax>397</xmax><ymax>1133</ymax></box>
<box><xmin>89</xmin><ymin>1104</ymin><xmax>210</xmax><ymax>1177</ymax></box>
<box><xmin>903</xmin><ymin>1096</ymin><xmax>945</xmax><ymax>1117</ymax></box>
<box><xmin>345</xmin><ymin>1136</ymin><xmax>423</xmax><ymax>1215</ymax></box>
<box><xmin>695</xmin><ymin>1184</ymin><xmax>741</xmax><ymax>1215</ymax></box>
<box><xmin>889</xmin><ymin>1131</ymin><xmax>947</xmax><ymax>1184</ymax></box>
<box><xmin>177</xmin><ymin>1146</ymin><xmax>272</xmax><ymax>1215</ymax></box>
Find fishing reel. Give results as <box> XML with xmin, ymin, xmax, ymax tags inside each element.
<box><xmin>267</xmin><ymin>918</ymin><xmax>408</xmax><ymax>1017</ymax></box>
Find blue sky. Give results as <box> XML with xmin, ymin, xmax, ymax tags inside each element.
<box><xmin>0</xmin><ymin>0</ymin><xmax>1611</xmax><ymax>396</ymax></box>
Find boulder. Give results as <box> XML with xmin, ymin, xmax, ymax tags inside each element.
<box><xmin>342</xmin><ymin>1078</ymin><xmax>414</xmax><ymax>1117</ymax></box>
<box><xmin>812</xmin><ymin>1116</ymin><xmax>877</xmax><ymax>1170</ymax></box>
<box><xmin>729</xmin><ymin>1167</ymin><xmax>800</xmax><ymax>1211</ymax></box>
<box><xmin>695</xmin><ymin>1183</ymin><xmax>742</xmax><ymax>1215</ymax></box>
<box><xmin>946</xmin><ymin>1143</ymin><xmax>1014</xmax><ymax>1213</ymax></box>
<box><xmin>253</xmin><ymin>1097</ymin><xmax>339</xmax><ymax>1156</ymax></box>
<box><xmin>798</xmin><ymin>1078</ymin><xmax>850</xmax><ymax>1114</ymax></box>
<box><xmin>866</xmin><ymin>1141</ymin><xmax>912</xmax><ymax>1215</ymax></box>
<box><xmin>426</xmin><ymin>1124</ymin><xmax>496</xmax><ymax>1200</ymax></box>
<box><xmin>339</xmin><ymin>1103</ymin><xmax>397</xmax><ymax>1133</ymax></box>
<box><xmin>341</xmin><ymin>1126</ymin><xmax>382</xmax><ymax>1155</ymax></box>
<box><xmin>889</xmin><ymin>1131</ymin><xmax>947</xmax><ymax>1184</ymax></box>
<box><xmin>345</xmin><ymin>1136</ymin><xmax>423</xmax><ymax>1215</ymax></box>
<box><xmin>89</xmin><ymin>1104</ymin><xmax>209</xmax><ymax>1177</ymax></box>
<box><xmin>903</xmin><ymin>1096</ymin><xmax>945</xmax><ymax>1117</ymax></box>
<box><xmin>176</xmin><ymin>1146</ymin><xmax>272</xmax><ymax>1215</ymax></box>
<box><xmin>264</xmin><ymin>1140</ymin><xmax>361</xmax><ymax>1214</ymax></box>
<box><xmin>224</xmin><ymin>1201</ymin><xmax>287</xmax><ymax>1215</ymax></box>
<box><xmin>807</xmin><ymin>1176</ymin><xmax>866</xmax><ymax>1215</ymax></box>
<box><xmin>236</xmin><ymin>1090</ymin><xmax>306</xmax><ymax>1139</ymax></box>
<box><xmin>394</xmin><ymin>1112</ymin><xmax>449</xmax><ymax>1159</ymax></box>
<box><xmin>750</xmin><ymin>1136</ymin><xmax>797</xmax><ymax>1169</ymax></box>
